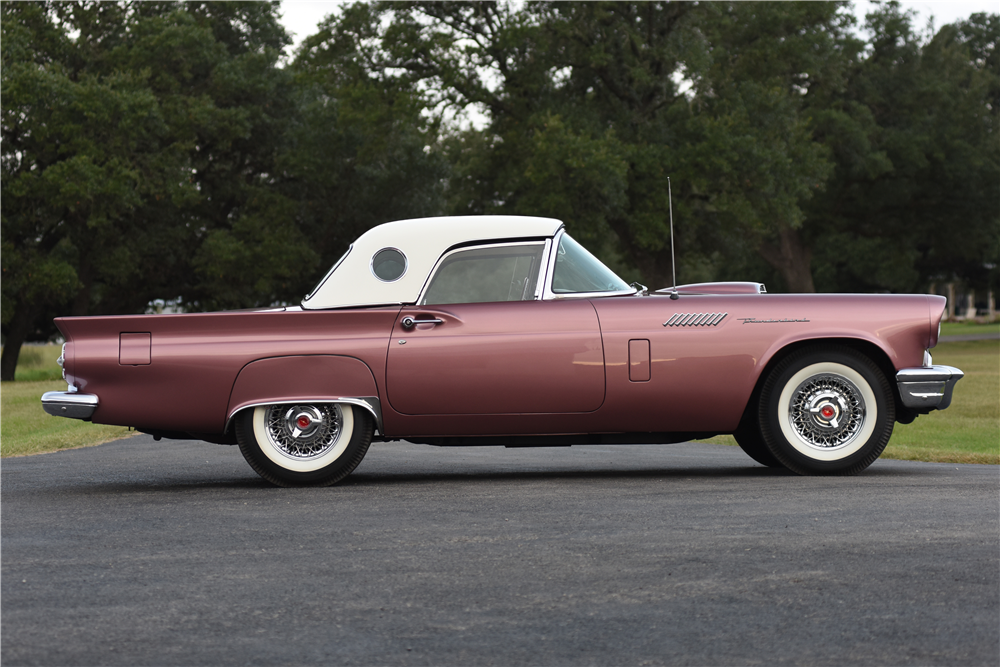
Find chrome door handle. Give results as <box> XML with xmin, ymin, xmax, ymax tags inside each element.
<box><xmin>401</xmin><ymin>316</ymin><xmax>444</xmax><ymax>329</ymax></box>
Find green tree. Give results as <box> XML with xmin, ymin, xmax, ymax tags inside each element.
<box><xmin>1</xmin><ymin>1</ymin><xmax>297</xmax><ymax>379</ymax></box>
<box><xmin>2</xmin><ymin>1</ymin><xmax>198</xmax><ymax>380</ymax></box>
<box><xmin>285</xmin><ymin>1</ymin><xmax>447</xmax><ymax>274</ymax></box>
<box><xmin>371</xmin><ymin>1</ymin><xmax>854</xmax><ymax>291</ymax></box>
<box><xmin>166</xmin><ymin>2</ymin><xmax>313</xmax><ymax>311</ymax></box>
<box><xmin>373</xmin><ymin>1</ymin><xmax>998</xmax><ymax>295</ymax></box>
<box><xmin>2</xmin><ymin>1</ymin><xmax>449</xmax><ymax>380</ymax></box>
<box><xmin>805</xmin><ymin>5</ymin><xmax>1000</xmax><ymax>294</ymax></box>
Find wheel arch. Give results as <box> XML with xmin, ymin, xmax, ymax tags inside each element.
<box><xmin>226</xmin><ymin>397</ymin><xmax>383</xmax><ymax>437</ymax></box>
<box><xmin>751</xmin><ymin>337</ymin><xmax>907</xmax><ymax>425</ymax></box>
<box><xmin>224</xmin><ymin>355</ymin><xmax>384</xmax><ymax>436</ymax></box>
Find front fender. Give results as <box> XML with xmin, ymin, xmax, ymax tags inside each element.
<box><xmin>226</xmin><ymin>355</ymin><xmax>382</xmax><ymax>432</ymax></box>
<box><xmin>751</xmin><ymin>295</ymin><xmax>939</xmax><ymax>383</ymax></box>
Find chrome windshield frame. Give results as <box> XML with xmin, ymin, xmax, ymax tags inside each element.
<box><xmin>534</xmin><ymin>238</ymin><xmax>553</xmax><ymax>300</ymax></box>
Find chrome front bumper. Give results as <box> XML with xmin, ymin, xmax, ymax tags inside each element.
<box><xmin>41</xmin><ymin>391</ymin><xmax>99</xmax><ymax>420</ymax></box>
<box><xmin>896</xmin><ymin>366</ymin><xmax>964</xmax><ymax>411</ymax></box>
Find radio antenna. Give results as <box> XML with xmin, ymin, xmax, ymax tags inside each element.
<box><xmin>668</xmin><ymin>177</ymin><xmax>679</xmax><ymax>300</ymax></box>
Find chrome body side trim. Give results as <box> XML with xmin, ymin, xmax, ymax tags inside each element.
<box><xmin>226</xmin><ymin>396</ymin><xmax>384</xmax><ymax>435</ymax></box>
<box><xmin>655</xmin><ymin>282</ymin><xmax>766</xmax><ymax>296</ymax></box>
<box><xmin>547</xmin><ymin>288</ymin><xmax>638</xmax><ymax>300</ymax></box>
<box><xmin>896</xmin><ymin>365</ymin><xmax>964</xmax><ymax>410</ymax></box>
<box><xmin>41</xmin><ymin>391</ymin><xmax>99</xmax><ymax>420</ymax></box>
<box><xmin>663</xmin><ymin>312</ymin><xmax>728</xmax><ymax>327</ymax></box>
<box><xmin>304</xmin><ymin>244</ymin><xmax>352</xmax><ymax>301</ymax></box>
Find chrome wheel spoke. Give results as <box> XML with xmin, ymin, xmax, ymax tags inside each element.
<box><xmin>264</xmin><ymin>404</ymin><xmax>343</xmax><ymax>460</ymax></box>
<box><xmin>788</xmin><ymin>374</ymin><xmax>866</xmax><ymax>449</ymax></box>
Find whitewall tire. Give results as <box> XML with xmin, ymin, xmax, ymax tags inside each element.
<box><xmin>236</xmin><ymin>403</ymin><xmax>373</xmax><ymax>486</ymax></box>
<box><xmin>759</xmin><ymin>346</ymin><xmax>895</xmax><ymax>475</ymax></box>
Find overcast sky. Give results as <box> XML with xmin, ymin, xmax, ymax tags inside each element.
<box><xmin>278</xmin><ymin>0</ymin><xmax>1000</xmax><ymax>54</ymax></box>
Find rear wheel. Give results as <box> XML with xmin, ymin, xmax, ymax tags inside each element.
<box><xmin>235</xmin><ymin>403</ymin><xmax>373</xmax><ymax>486</ymax></box>
<box><xmin>758</xmin><ymin>346</ymin><xmax>894</xmax><ymax>476</ymax></box>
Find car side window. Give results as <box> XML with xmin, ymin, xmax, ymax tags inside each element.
<box><xmin>421</xmin><ymin>243</ymin><xmax>545</xmax><ymax>305</ymax></box>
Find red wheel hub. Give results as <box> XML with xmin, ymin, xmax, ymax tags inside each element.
<box><xmin>297</xmin><ymin>415</ymin><xmax>312</xmax><ymax>429</ymax></box>
<box><xmin>820</xmin><ymin>405</ymin><xmax>836</xmax><ymax>419</ymax></box>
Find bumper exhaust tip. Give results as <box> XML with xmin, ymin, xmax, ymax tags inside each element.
<box><xmin>896</xmin><ymin>365</ymin><xmax>964</xmax><ymax>411</ymax></box>
<box><xmin>41</xmin><ymin>391</ymin><xmax>99</xmax><ymax>420</ymax></box>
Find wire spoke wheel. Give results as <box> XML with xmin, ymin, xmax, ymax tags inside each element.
<box><xmin>787</xmin><ymin>373</ymin><xmax>866</xmax><ymax>451</ymax></box>
<box><xmin>264</xmin><ymin>404</ymin><xmax>344</xmax><ymax>460</ymax></box>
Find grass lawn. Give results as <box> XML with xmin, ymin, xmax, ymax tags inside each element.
<box><xmin>885</xmin><ymin>339</ymin><xmax>999</xmax><ymax>464</ymax></box>
<box><xmin>701</xmin><ymin>339</ymin><xmax>999</xmax><ymax>465</ymax></box>
<box><xmin>940</xmin><ymin>320</ymin><xmax>999</xmax><ymax>337</ymax></box>
<box><xmin>1</xmin><ymin>344</ymin><xmax>131</xmax><ymax>457</ymax></box>
<box><xmin>3</xmin><ymin>340</ymin><xmax>998</xmax><ymax>463</ymax></box>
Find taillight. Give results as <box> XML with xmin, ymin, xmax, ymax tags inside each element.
<box><xmin>59</xmin><ymin>341</ymin><xmax>76</xmax><ymax>392</ymax></box>
<box><xmin>928</xmin><ymin>302</ymin><xmax>944</xmax><ymax>349</ymax></box>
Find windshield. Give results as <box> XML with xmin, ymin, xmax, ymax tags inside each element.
<box><xmin>551</xmin><ymin>234</ymin><xmax>631</xmax><ymax>294</ymax></box>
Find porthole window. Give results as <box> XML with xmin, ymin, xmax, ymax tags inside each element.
<box><xmin>371</xmin><ymin>248</ymin><xmax>407</xmax><ymax>282</ymax></box>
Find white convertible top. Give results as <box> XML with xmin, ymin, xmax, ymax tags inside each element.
<box><xmin>301</xmin><ymin>215</ymin><xmax>564</xmax><ymax>309</ymax></box>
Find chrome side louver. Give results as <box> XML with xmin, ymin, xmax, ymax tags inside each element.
<box><xmin>663</xmin><ymin>313</ymin><xmax>728</xmax><ymax>327</ymax></box>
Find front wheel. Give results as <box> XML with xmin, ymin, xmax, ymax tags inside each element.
<box><xmin>235</xmin><ymin>403</ymin><xmax>373</xmax><ymax>486</ymax></box>
<box><xmin>758</xmin><ymin>346</ymin><xmax>895</xmax><ymax>475</ymax></box>
<box><xmin>733</xmin><ymin>418</ymin><xmax>785</xmax><ymax>468</ymax></box>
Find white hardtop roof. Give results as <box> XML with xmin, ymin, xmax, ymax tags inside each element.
<box><xmin>301</xmin><ymin>215</ymin><xmax>564</xmax><ymax>310</ymax></box>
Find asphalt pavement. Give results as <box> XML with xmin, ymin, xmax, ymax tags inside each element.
<box><xmin>3</xmin><ymin>436</ymin><xmax>998</xmax><ymax>666</ymax></box>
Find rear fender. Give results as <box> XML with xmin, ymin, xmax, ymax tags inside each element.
<box><xmin>226</xmin><ymin>355</ymin><xmax>383</xmax><ymax>433</ymax></box>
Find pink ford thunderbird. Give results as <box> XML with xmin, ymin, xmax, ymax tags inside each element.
<box><xmin>42</xmin><ymin>216</ymin><xmax>963</xmax><ymax>485</ymax></box>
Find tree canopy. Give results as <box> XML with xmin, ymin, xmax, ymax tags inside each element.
<box><xmin>366</xmin><ymin>1</ymin><xmax>997</xmax><ymax>293</ymax></box>
<box><xmin>1</xmin><ymin>0</ymin><xmax>444</xmax><ymax>379</ymax></box>
<box><xmin>2</xmin><ymin>0</ymin><xmax>997</xmax><ymax>380</ymax></box>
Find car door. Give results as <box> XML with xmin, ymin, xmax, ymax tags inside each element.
<box><xmin>385</xmin><ymin>242</ymin><xmax>605</xmax><ymax>415</ymax></box>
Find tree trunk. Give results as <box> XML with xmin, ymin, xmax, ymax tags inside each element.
<box><xmin>71</xmin><ymin>256</ymin><xmax>93</xmax><ymax>316</ymax></box>
<box><xmin>757</xmin><ymin>226</ymin><xmax>816</xmax><ymax>293</ymax></box>
<box><xmin>1</xmin><ymin>303</ymin><xmax>40</xmax><ymax>382</ymax></box>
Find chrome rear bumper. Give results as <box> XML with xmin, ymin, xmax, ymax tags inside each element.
<box><xmin>41</xmin><ymin>391</ymin><xmax>99</xmax><ymax>420</ymax></box>
<box><xmin>896</xmin><ymin>366</ymin><xmax>964</xmax><ymax>411</ymax></box>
